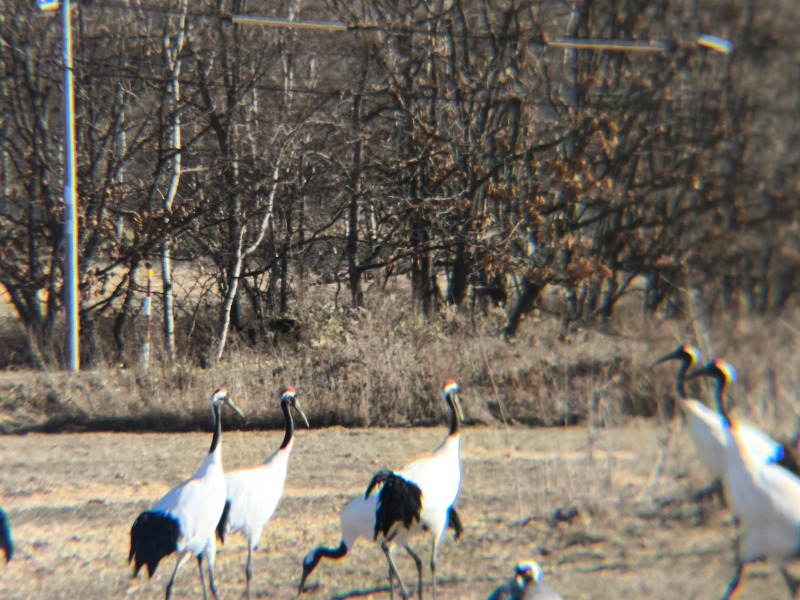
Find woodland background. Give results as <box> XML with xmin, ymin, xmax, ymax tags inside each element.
<box><xmin>0</xmin><ymin>0</ymin><xmax>798</xmax><ymax>432</ymax></box>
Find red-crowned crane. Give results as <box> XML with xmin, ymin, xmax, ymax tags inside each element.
<box><xmin>487</xmin><ymin>560</ymin><xmax>563</xmax><ymax>600</ymax></box>
<box><xmin>128</xmin><ymin>387</ymin><xmax>245</xmax><ymax>600</ymax></box>
<box><xmin>297</xmin><ymin>493</ymin><xmax>462</xmax><ymax>598</ymax></box>
<box><xmin>216</xmin><ymin>387</ymin><xmax>309</xmax><ymax>599</ymax></box>
<box><xmin>654</xmin><ymin>345</ymin><xmax>784</xmax><ymax>500</ymax></box>
<box><xmin>298</xmin><ymin>380</ymin><xmax>464</xmax><ymax>599</ymax></box>
<box><xmin>0</xmin><ymin>508</ymin><xmax>12</xmax><ymax>563</ymax></box>
<box><xmin>366</xmin><ymin>379</ymin><xmax>464</xmax><ymax>598</ymax></box>
<box><xmin>690</xmin><ymin>360</ymin><xmax>800</xmax><ymax>599</ymax></box>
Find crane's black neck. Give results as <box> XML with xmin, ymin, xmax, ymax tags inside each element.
<box><xmin>209</xmin><ymin>401</ymin><xmax>222</xmax><ymax>454</ymax></box>
<box><xmin>675</xmin><ymin>357</ymin><xmax>692</xmax><ymax>399</ymax></box>
<box><xmin>300</xmin><ymin>542</ymin><xmax>348</xmax><ymax>593</ymax></box>
<box><xmin>446</xmin><ymin>392</ymin><xmax>460</xmax><ymax>436</ymax></box>
<box><xmin>279</xmin><ymin>399</ymin><xmax>294</xmax><ymax>450</ymax></box>
<box><xmin>306</xmin><ymin>542</ymin><xmax>347</xmax><ymax>570</ymax></box>
<box><xmin>712</xmin><ymin>374</ymin><xmax>731</xmax><ymax>426</ymax></box>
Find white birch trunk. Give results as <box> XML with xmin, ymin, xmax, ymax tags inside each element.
<box><xmin>215</xmin><ymin>160</ymin><xmax>283</xmax><ymax>362</ymax></box>
<box><xmin>161</xmin><ymin>0</ymin><xmax>187</xmax><ymax>363</ymax></box>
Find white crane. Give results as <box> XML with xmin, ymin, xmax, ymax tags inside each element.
<box><xmin>487</xmin><ymin>560</ymin><xmax>563</xmax><ymax>600</ymax></box>
<box><xmin>365</xmin><ymin>379</ymin><xmax>464</xmax><ymax>598</ymax></box>
<box><xmin>297</xmin><ymin>494</ymin><xmax>462</xmax><ymax>597</ymax></box>
<box><xmin>0</xmin><ymin>508</ymin><xmax>12</xmax><ymax>563</ymax></box>
<box><xmin>128</xmin><ymin>387</ymin><xmax>245</xmax><ymax>600</ymax></box>
<box><xmin>298</xmin><ymin>380</ymin><xmax>465</xmax><ymax>599</ymax></box>
<box><xmin>690</xmin><ymin>360</ymin><xmax>800</xmax><ymax>599</ymax></box>
<box><xmin>216</xmin><ymin>387</ymin><xmax>309</xmax><ymax>599</ymax></box>
<box><xmin>654</xmin><ymin>345</ymin><xmax>783</xmax><ymax>498</ymax></box>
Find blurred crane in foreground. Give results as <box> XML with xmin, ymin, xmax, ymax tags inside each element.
<box><xmin>653</xmin><ymin>345</ymin><xmax>783</xmax><ymax>500</ymax></box>
<box><xmin>487</xmin><ymin>560</ymin><xmax>563</xmax><ymax>600</ymax></box>
<box><xmin>690</xmin><ymin>360</ymin><xmax>800</xmax><ymax>599</ymax></box>
<box><xmin>0</xmin><ymin>508</ymin><xmax>12</xmax><ymax>564</ymax></box>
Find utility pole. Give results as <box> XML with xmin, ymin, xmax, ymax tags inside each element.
<box><xmin>39</xmin><ymin>0</ymin><xmax>80</xmax><ymax>371</ymax></box>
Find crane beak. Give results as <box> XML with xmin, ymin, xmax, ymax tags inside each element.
<box><xmin>650</xmin><ymin>348</ymin><xmax>682</xmax><ymax>369</ymax></box>
<box><xmin>453</xmin><ymin>392</ymin><xmax>465</xmax><ymax>422</ymax></box>
<box><xmin>298</xmin><ymin>566</ymin><xmax>311</xmax><ymax>595</ymax></box>
<box><xmin>224</xmin><ymin>396</ymin><xmax>246</xmax><ymax>419</ymax></box>
<box><xmin>293</xmin><ymin>400</ymin><xmax>310</xmax><ymax>428</ymax></box>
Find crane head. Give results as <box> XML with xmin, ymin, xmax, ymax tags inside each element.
<box><xmin>443</xmin><ymin>379</ymin><xmax>464</xmax><ymax>421</ymax></box>
<box><xmin>211</xmin><ymin>387</ymin><xmax>246</xmax><ymax>419</ymax></box>
<box><xmin>686</xmin><ymin>359</ymin><xmax>738</xmax><ymax>418</ymax></box>
<box><xmin>281</xmin><ymin>387</ymin><xmax>310</xmax><ymax>427</ymax></box>
<box><xmin>515</xmin><ymin>559</ymin><xmax>544</xmax><ymax>586</ymax></box>
<box><xmin>688</xmin><ymin>359</ymin><xmax>738</xmax><ymax>385</ymax></box>
<box><xmin>652</xmin><ymin>344</ymin><xmax>701</xmax><ymax>369</ymax></box>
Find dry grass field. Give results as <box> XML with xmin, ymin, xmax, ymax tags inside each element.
<box><xmin>0</xmin><ymin>421</ymin><xmax>794</xmax><ymax>599</ymax></box>
<box><xmin>2</xmin><ymin>280</ymin><xmax>799</xmax><ymax>599</ymax></box>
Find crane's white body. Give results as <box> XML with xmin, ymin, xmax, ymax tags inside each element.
<box><xmin>682</xmin><ymin>399</ymin><xmax>783</xmax><ymax>480</ymax></box>
<box><xmin>395</xmin><ymin>432</ymin><xmax>462</xmax><ymax>551</ymax></box>
<box><xmin>340</xmin><ymin>493</ymin><xmax>382</xmax><ymax>548</ymax></box>
<box><xmin>335</xmin><ymin>492</ymin><xmax>416</xmax><ymax>553</ymax></box>
<box><xmin>154</xmin><ymin>448</ymin><xmax>226</xmax><ymax>562</ymax></box>
<box><xmin>722</xmin><ymin>421</ymin><xmax>800</xmax><ymax>564</ymax></box>
<box><xmin>224</xmin><ymin>438</ymin><xmax>293</xmax><ymax>549</ymax></box>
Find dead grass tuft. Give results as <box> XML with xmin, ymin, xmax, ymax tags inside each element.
<box><xmin>0</xmin><ymin>289</ymin><xmax>798</xmax><ymax>439</ymax></box>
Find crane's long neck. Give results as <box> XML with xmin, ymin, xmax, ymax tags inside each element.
<box><xmin>208</xmin><ymin>401</ymin><xmax>222</xmax><ymax>455</ymax></box>
<box><xmin>300</xmin><ymin>542</ymin><xmax>348</xmax><ymax>591</ymax></box>
<box><xmin>676</xmin><ymin>359</ymin><xmax>691</xmax><ymax>399</ymax></box>
<box><xmin>713</xmin><ymin>376</ymin><xmax>731</xmax><ymax>427</ymax></box>
<box><xmin>309</xmin><ymin>542</ymin><xmax>347</xmax><ymax>565</ymax></box>
<box><xmin>279</xmin><ymin>399</ymin><xmax>294</xmax><ymax>450</ymax></box>
<box><xmin>447</xmin><ymin>393</ymin><xmax>460</xmax><ymax>436</ymax></box>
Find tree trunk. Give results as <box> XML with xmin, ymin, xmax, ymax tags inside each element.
<box><xmin>504</xmin><ymin>278</ymin><xmax>546</xmax><ymax>339</ymax></box>
<box><xmin>347</xmin><ymin>94</ymin><xmax>364</xmax><ymax>308</ymax></box>
<box><xmin>160</xmin><ymin>0</ymin><xmax>187</xmax><ymax>363</ymax></box>
<box><xmin>447</xmin><ymin>240</ymin><xmax>469</xmax><ymax>308</ymax></box>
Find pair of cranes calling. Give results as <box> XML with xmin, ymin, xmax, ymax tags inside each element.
<box><xmin>128</xmin><ymin>380</ymin><xmax>467</xmax><ymax>600</ymax></box>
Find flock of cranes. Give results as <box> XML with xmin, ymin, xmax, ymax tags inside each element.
<box><xmin>2</xmin><ymin>344</ymin><xmax>800</xmax><ymax>598</ymax></box>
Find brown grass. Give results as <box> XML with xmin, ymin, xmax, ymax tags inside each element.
<box><xmin>1</xmin><ymin>287</ymin><xmax>799</xmax><ymax>442</ymax></box>
<box><xmin>0</xmin><ymin>422</ymin><xmax>793</xmax><ymax>599</ymax></box>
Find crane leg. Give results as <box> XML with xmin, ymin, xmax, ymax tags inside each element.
<box><xmin>165</xmin><ymin>552</ymin><xmax>191</xmax><ymax>600</ymax></box>
<box><xmin>430</xmin><ymin>536</ymin><xmax>437</xmax><ymax>598</ymax></box>
<box><xmin>722</xmin><ymin>561</ymin><xmax>744</xmax><ymax>600</ymax></box>
<box><xmin>779</xmin><ymin>567</ymin><xmax>799</xmax><ymax>598</ymax></box>
<box><xmin>246</xmin><ymin>546</ymin><xmax>253</xmax><ymax>600</ymax></box>
<box><xmin>208</xmin><ymin>559</ymin><xmax>219</xmax><ymax>600</ymax></box>
<box><xmin>404</xmin><ymin>544</ymin><xmax>423</xmax><ymax>600</ymax></box>
<box><xmin>388</xmin><ymin>558</ymin><xmax>394</xmax><ymax>600</ymax></box>
<box><xmin>382</xmin><ymin>541</ymin><xmax>410</xmax><ymax>599</ymax></box>
<box><xmin>196</xmin><ymin>556</ymin><xmax>209</xmax><ymax>600</ymax></box>
<box><xmin>693</xmin><ymin>477</ymin><xmax>724</xmax><ymax>505</ymax></box>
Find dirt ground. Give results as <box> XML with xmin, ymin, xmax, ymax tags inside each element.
<box><xmin>0</xmin><ymin>421</ymin><xmax>793</xmax><ymax>599</ymax></box>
